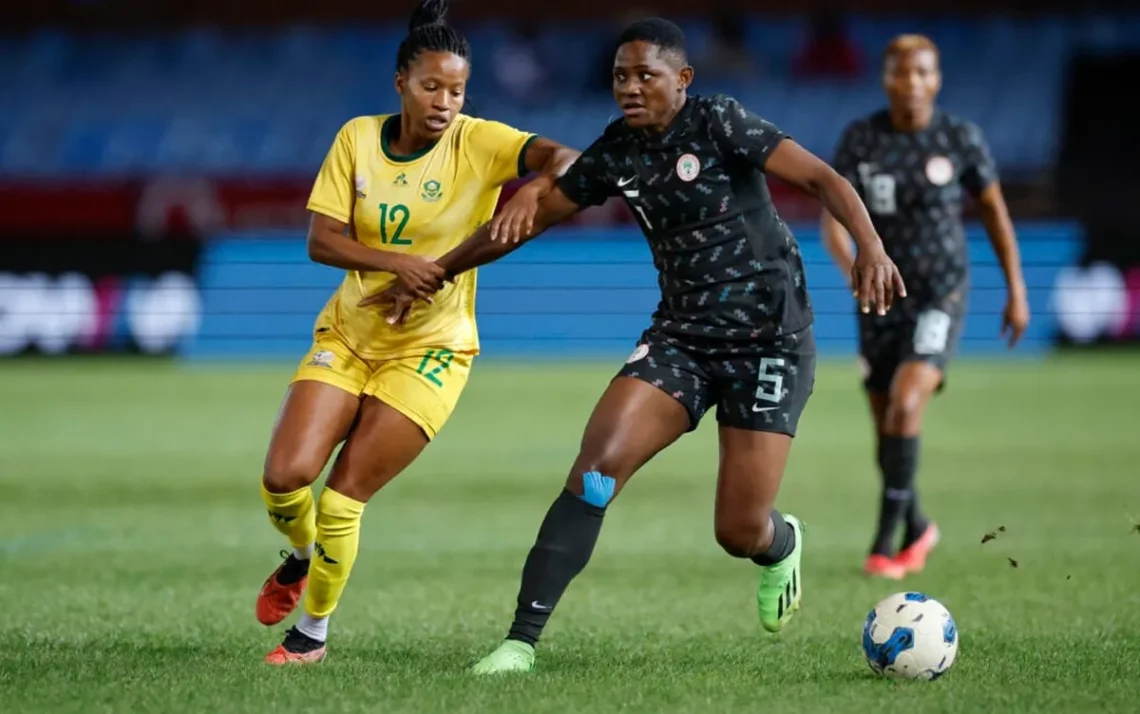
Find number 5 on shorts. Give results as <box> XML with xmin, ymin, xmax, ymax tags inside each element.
<box><xmin>753</xmin><ymin>357</ymin><xmax>786</xmax><ymax>409</ymax></box>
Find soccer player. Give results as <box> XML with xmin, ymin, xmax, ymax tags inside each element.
<box><xmin>253</xmin><ymin>0</ymin><xmax>578</xmax><ymax>665</ymax></box>
<box><xmin>368</xmin><ymin>18</ymin><xmax>904</xmax><ymax>674</ymax></box>
<box><xmin>820</xmin><ymin>35</ymin><xmax>1030</xmax><ymax>579</ymax></box>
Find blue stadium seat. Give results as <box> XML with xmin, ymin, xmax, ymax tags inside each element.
<box><xmin>0</xmin><ymin>14</ymin><xmax>1133</xmax><ymax>176</ymax></box>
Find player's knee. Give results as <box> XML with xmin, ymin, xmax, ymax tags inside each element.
<box><xmin>714</xmin><ymin>509</ymin><xmax>771</xmax><ymax>559</ymax></box>
<box><xmin>262</xmin><ymin>456</ymin><xmax>322</xmax><ymax>494</ymax></box>
<box><xmin>566</xmin><ymin>470</ymin><xmax>618</xmax><ymax>508</ymax></box>
<box><xmin>885</xmin><ymin>389</ymin><xmax>926</xmax><ymax>432</ymax></box>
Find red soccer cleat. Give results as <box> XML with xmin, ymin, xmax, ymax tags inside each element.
<box><xmin>256</xmin><ymin>551</ymin><xmax>309</xmax><ymax>626</ymax></box>
<box><xmin>265</xmin><ymin>628</ymin><xmax>327</xmax><ymax>666</ymax></box>
<box><xmin>894</xmin><ymin>523</ymin><xmax>941</xmax><ymax>574</ymax></box>
<box><xmin>864</xmin><ymin>553</ymin><xmax>907</xmax><ymax>580</ymax></box>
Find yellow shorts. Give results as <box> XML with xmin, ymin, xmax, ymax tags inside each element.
<box><xmin>291</xmin><ymin>332</ymin><xmax>474</xmax><ymax>440</ymax></box>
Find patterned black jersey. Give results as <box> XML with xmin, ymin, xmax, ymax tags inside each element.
<box><xmin>556</xmin><ymin>94</ymin><xmax>813</xmax><ymax>346</ymax></box>
<box><xmin>833</xmin><ymin>109</ymin><xmax>998</xmax><ymax>305</ymax></box>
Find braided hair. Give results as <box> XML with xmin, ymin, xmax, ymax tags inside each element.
<box><xmin>395</xmin><ymin>0</ymin><xmax>471</xmax><ymax>72</ymax></box>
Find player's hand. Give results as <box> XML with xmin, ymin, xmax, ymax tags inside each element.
<box><xmin>490</xmin><ymin>181</ymin><xmax>546</xmax><ymax>243</ymax></box>
<box><xmin>851</xmin><ymin>246</ymin><xmax>907</xmax><ymax>315</ymax></box>
<box><xmin>1002</xmin><ymin>291</ymin><xmax>1030</xmax><ymax>348</ymax></box>
<box><xmin>356</xmin><ymin>283</ymin><xmax>419</xmax><ymax>326</ymax></box>
<box><xmin>380</xmin><ymin>254</ymin><xmax>446</xmax><ymax>300</ymax></box>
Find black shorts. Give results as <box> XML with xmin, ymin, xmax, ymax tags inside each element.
<box><xmin>858</xmin><ymin>303</ymin><xmax>965</xmax><ymax>392</ymax></box>
<box><xmin>616</xmin><ymin>325</ymin><xmax>817</xmax><ymax>436</ymax></box>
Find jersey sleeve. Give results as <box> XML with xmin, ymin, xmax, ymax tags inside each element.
<box><xmin>467</xmin><ymin>118</ymin><xmax>538</xmax><ymax>187</ymax></box>
<box><xmin>959</xmin><ymin>121</ymin><xmax>998</xmax><ymax>199</ymax></box>
<box><xmin>832</xmin><ymin>124</ymin><xmax>861</xmax><ymax>186</ymax></box>
<box><xmin>307</xmin><ymin>119</ymin><xmax>358</xmax><ymax>223</ymax></box>
<box><xmin>555</xmin><ymin>137</ymin><xmax>615</xmax><ymax>208</ymax></box>
<box><xmin>707</xmin><ymin>95</ymin><xmax>788</xmax><ymax>171</ymax></box>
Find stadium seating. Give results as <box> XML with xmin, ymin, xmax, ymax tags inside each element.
<box><xmin>1</xmin><ymin>14</ymin><xmax>1137</xmax><ymax>177</ymax></box>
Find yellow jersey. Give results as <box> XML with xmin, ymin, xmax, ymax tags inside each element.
<box><xmin>306</xmin><ymin>113</ymin><xmax>536</xmax><ymax>360</ymax></box>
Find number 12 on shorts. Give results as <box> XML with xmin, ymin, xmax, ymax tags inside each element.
<box><xmin>416</xmin><ymin>348</ymin><xmax>454</xmax><ymax>387</ymax></box>
<box><xmin>752</xmin><ymin>357</ymin><xmax>785</xmax><ymax>412</ymax></box>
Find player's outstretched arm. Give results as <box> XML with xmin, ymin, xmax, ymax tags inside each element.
<box><xmin>820</xmin><ymin>209</ymin><xmax>855</xmax><ymax>288</ymax></box>
<box><xmin>361</xmin><ymin>187</ymin><xmax>583</xmax><ymax>323</ymax></box>
<box><xmin>491</xmin><ymin>138</ymin><xmax>580</xmax><ymax>244</ymax></box>
<box><xmin>438</xmin><ymin>186</ymin><xmax>581</xmax><ymax>279</ymax></box>
<box><xmin>765</xmin><ymin>141</ymin><xmax>905</xmax><ymax>314</ymax></box>
<box><xmin>306</xmin><ymin>212</ymin><xmax>444</xmax><ymax>298</ymax></box>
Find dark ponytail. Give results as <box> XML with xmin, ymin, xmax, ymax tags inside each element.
<box><xmin>396</xmin><ymin>0</ymin><xmax>471</xmax><ymax>72</ymax></box>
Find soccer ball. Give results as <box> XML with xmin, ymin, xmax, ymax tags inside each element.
<box><xmin>862</xmin><ymin>592</ymin><xmax>958</xmax><ymax>681</ymax></box>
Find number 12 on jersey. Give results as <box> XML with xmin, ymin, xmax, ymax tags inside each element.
<box><xmin>379</xmin><ymin>203</ymin><xmax>412</xmax><ymax>245</ymax></box>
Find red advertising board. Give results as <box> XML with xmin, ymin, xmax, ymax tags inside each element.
<box><xmin>0</xmin><ymin>177</ymin><xmax>822</xmax><ymax>236</ymax></box>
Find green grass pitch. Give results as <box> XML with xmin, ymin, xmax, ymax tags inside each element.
<box><xmin>1</xmin><ymin>354</ymin><xmax>1138</xmax><ymax>713</ymax></box>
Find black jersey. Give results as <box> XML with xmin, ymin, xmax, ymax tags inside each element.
<box><xmin>556</xmin><ymin>94</ymin><xmax>813</xmax><ymax>346</ymax></box>
<box><xmin>833</xmin><ymin>109</ymin><xmax>998</xmax><ymax>305</ymax></box>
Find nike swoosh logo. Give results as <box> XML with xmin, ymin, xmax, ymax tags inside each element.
<box><xmin>751</xmin><ymin>405</ymin><xmax>778</xmax><ymax>413</ymax></box>
<box><xmin>616</xmin><ymin>176</ymin><xmax>636</xmax><ymax>187</ymax></box>
<box><xmin>530</xmin><ymin>601</ymin><xmax>552</xmax><ymax>611</ymax></box>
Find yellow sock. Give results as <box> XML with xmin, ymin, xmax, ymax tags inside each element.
<box><xmin>260</xmin><ymin>482</ymin><xmax>317</xmax><ymax>552</ymax></box>
<box><xmin>304</xmin><ymin>488</ymin><xmax>366</xmax><ymax>619</ymax></box>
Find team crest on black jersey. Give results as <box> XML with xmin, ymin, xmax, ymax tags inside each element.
<box><xmin>676</xmin><ymin>153</ymin><xmax>701</xmax><ymax>182</ymax></box>
<box><xmin>421</xmin><ymin>179</ymin><xmax>442</xmax><ymax>202</ymax></box>
<box><xmin>925</xmin><ymin>156</ymin><xmax>954</xmax><ymax>186</ymax></box>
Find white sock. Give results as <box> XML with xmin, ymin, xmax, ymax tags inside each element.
<box><xmin>293</xmin><ymin>543</ymin><xmax>314</xmax><ymax>560</ymax></box>
<box><xmin>296</xmin><ymin>612</ymin><xmax>329</xmax><ymax>643</ymax></box>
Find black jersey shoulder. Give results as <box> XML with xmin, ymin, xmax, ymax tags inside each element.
<box><xmin>841</xmin><ymin>108</ymin><xmax>987</xmax><ymax>148</ymax></box>
<box><xmin>937</xmin><ymin>110</ymin><xmax>990</xmax><ymax>151</ymax></box>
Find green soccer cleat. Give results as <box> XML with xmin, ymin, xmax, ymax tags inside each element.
<box><xmin>757</xmin><ymin>514</ymin><xmax>805</xmax><ymax>633</ymax></box>
<box><xmin>470</xmin><ymin>640</ymin><xmax>536</xmax><ymax>675</ymax></box>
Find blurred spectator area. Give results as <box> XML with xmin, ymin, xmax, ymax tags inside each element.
<box><xmin>2</xmin><ymin>13</ymin><xmax>1139</xmax><ymax>179</ymax></box>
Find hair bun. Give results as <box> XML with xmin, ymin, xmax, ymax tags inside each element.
<box><xmin>408</xmin><ymin>0</ymin><xmax>450</xmax><ymax>32</ymax></box>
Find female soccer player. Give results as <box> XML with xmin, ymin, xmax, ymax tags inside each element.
<box><xmin>371</xmin><ymin>18</ymin><xmax>904</xmax><ymax>674</ymax></box>
<box><xmin>820</xmin><ymin>35</ymin><xmax>1029</xmax><ymax>579</ymax></box>
<box><xmin>253</xmin><ymin>0</ymin><xmax>578</xmax><ymax>665</ymax></box>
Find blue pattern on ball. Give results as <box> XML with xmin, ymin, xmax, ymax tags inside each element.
<box><xmin>861</xmin><ymin>610</ymin><xmax>879</xmax><ymax>667</ymax></box>
<box><xmin>942</xmin><ymin>614</ymin><xmax>958</xmax><ymax>644</ymax></box>
<box><xmin>904</xmin><ymin>592</ymin><xmax>930</xmax><ymax>602</ymax></box>
<box><xmin>866</xmin><ymin>626</ymin><xmax>916</xmax><ymax>670</ymax></box>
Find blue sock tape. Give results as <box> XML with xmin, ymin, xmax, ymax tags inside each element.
<box><xmin>580</xmin><ymin>470</ymin><xmax>616</xmax><ymax>508</ymax></box>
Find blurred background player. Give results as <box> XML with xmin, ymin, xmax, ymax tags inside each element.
<box><xmin>374</xmin><ymin>17</ymin><xmax>904</xmax><ymax>674</ymax></box>
<box><xmin>820</xmin><ymin>34</ymin><xmax>1029</xmax><ymax>580</ymax></box>
<box><xmin>254</xmin><ymin>0</ymin><xmax>577</xmax><ymax>664</ymax></box>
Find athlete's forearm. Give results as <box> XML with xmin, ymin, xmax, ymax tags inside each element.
<box><xmin>307</xmin><ymin>223</ymin><xmax>404</xmax><ymax>273</ymax></box>
<box><xmin>978</xmin><ymin>187</ymin><xmax>1027</xmax><ymax>299</ymax></box>
<box><xmin>816</xmin><ymin>174</ymin><xmax>884</xmax><ymax>255</ymax></box>
<box><xmin>820</xmin><ymin>209</ymin><xmax>856</xmax><ymax>281</ymax></box>
<box><xmin>305</xmin><ymin>216</ymin><xmax>408</xmax><ymax>272</ymax></box>
<box><xmin>436</xmin><ymin>223</ymin><xmax>528</xmax><ymax>280</ymax></box>
<box><xmin>438</xmin><ymin>188</ymin><xmax>579</xmax><ymax>280</ymax></box>
<box><xmin>525</xmin><ymin>140</ymin><xmax>580</xmax><ymax>184</ymax></box>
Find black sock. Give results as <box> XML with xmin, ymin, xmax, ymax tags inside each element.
<box><xmin>507</xmin><ymin>489</ymin><xmax>606</xmax><ymax>646</ymax></box>
<box><xmin>871</xmin><ymin>435</ymin><xmax>919</xmax><ymax>556</ymax></box>
<box><xmin>751</xmin><ymin>510</ymin><xmax>796</xmax><ymax>566</ymax></box>
<box><xmin>903</xmin><ymin>492</ymin><xmax>930</xmax><ymax>548</ymax></box>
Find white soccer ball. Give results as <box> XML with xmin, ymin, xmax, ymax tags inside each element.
<box><xmin>862</xmin><ymin>592</ymin><xmax>958</xmax><ymax>681</ymax></box>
